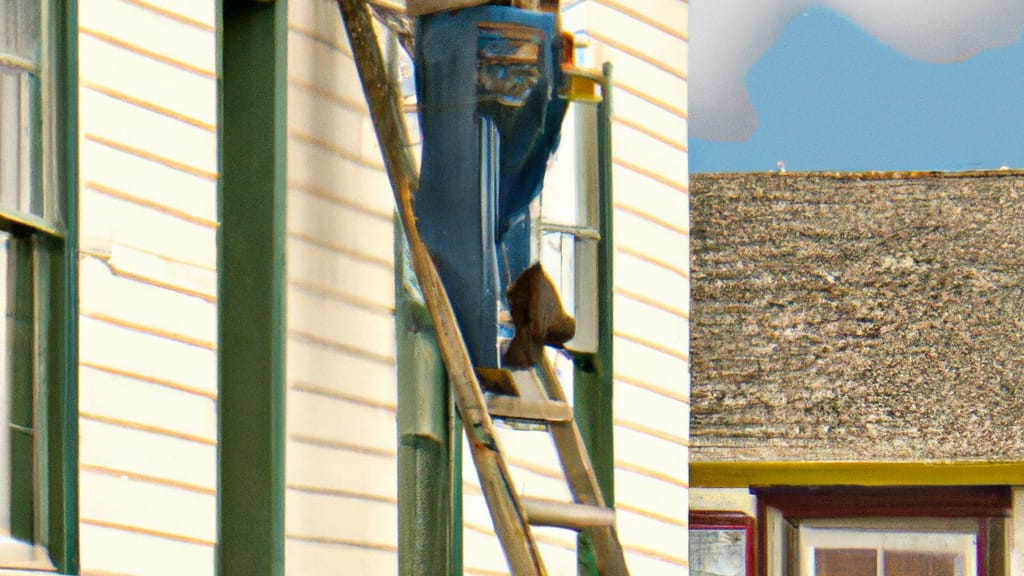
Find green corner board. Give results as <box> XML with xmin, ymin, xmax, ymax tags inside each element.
<box><xmin>217</xmin><ymin>1</ymin><xmax>288</xmax><ymax>575</ymax></box>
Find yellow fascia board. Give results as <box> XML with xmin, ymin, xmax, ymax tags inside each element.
<box><xmin>690</xmin><ymin>461</ymin><xmax>1024</xmax><ymax>488</ymax></box>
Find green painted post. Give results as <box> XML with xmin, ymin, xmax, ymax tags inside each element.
<box><xmin>449</xmin><ymin>410</ymin><xmax>462</xmax><ymax>576</ymax></box>
<box><xmin>594</xmin><ymin>64</ymin><xmax>616</xmax><ymax>502</ymax></box>
<box><xmin>217</xmin><ymin>2</ymin><xmax>288</xmax><ymax>575</ymax></box>
<box><xmin>395</xmin><ymin>221</ymin><xmax>455</xmax><ymax>576</ymax></box>
<box><xmin>573</xmin><ymin>62</ymin><xmax>615</xmax><ymax>576</ymax></box>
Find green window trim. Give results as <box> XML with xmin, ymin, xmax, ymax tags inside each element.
<box><xmin>49</xmin><ymin>1</ymin><xmax>80</xmax><ymax>571</ymax></box>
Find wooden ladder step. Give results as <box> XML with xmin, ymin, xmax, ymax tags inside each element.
<box><xmin>521</xmin><ymin>498</ymin><xmax>616</xmax><ymax>530</ymax></box>
<box><xmin>486</xmin><ymin>396</ymin><xmax>573</xmax><ymax>423</ymax></box>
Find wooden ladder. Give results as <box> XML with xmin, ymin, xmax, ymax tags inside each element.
<box><xmin>336</xmin><ymin>1</ymin><xmax>629</xmax><ymax>574</ymax></box>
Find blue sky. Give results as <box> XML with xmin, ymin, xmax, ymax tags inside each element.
<box><xmin>690</xmin><ymin>7</ymin><xmax>1024</xmax><ymax>173</ymax></box>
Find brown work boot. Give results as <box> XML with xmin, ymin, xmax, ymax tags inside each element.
<box><xmin>502</xmin><ymin>263</ymin><xmax>575</xmax><ymax>368</ymax></box>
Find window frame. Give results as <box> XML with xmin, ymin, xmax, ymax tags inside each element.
<box><xmin>0</xmin><ymin>0</ymin><xmax>78</xmax><ymax>573</ymax></box>
<box><xmin>754</xmin><ymin>486</ymin><xmax>1011</xmax><ymax>576</ymax></box>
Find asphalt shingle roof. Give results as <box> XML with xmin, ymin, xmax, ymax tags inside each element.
<box><xmin>690</xmin><ymin>171</ymin><xmax>1024</xmax><ymax>462</ymax></box>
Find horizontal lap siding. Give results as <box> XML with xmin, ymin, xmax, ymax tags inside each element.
<box><xmin>286</xmin><ymin>1</ymin><xmax>398</xmax><ymax>574</ymax></box>
<box><xmin>565</xmin><ymin>1</ymin><xmax>690</xmax><ymax>573</ymax></box>
<box><xmin>78</xmin><ymin>0</ymin><xmax>218</xmax><ymax>574</ymax></box>
<box><xmin>78</xmin><ymin>523</ymin><xmax>214</xmax><ymax>576</ymax></box>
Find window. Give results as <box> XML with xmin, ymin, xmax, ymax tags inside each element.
<box><xmin>690</xmin><ymin>510</ymin><xmax>755</xmax><ymax>576</ymax></box>
<box><xmin>798</xmin><ymin>519</ymin><xmax>979</xmax><ymax>576</ymax></box>
<box><xmin>755</xmin><ymin>487</ymin><xmax>1010</xmax><ymax>576</ymax></box>
<box><xmin>0</xmin><ymin>0</ymin><xmax>75</xmax><ymax>571</ymax></box>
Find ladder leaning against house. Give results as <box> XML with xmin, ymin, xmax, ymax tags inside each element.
<box><xmin>336</xmin><ymin>1</ymin><xmax>628</xmax><ymax>574</ymax></box>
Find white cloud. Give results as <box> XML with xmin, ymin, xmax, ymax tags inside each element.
<box><xmin>691</xmin><ymin>0</ymin><xmax>1024</xmax><ymax>141</ymax></box>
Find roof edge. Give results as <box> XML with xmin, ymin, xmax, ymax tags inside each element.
<box><xmin>691</xmin><ymin>461</ymin><xmax>1024</xmax><ymax>488</ymax></box>
<box><xmin>695</xmin><ymin>169</ymin><xmax>1024</xmax><ymax>180</ymax></box>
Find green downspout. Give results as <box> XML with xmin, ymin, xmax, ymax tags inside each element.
<box><xmin>450</xmin><ymin>409</ymin><xmax>462</xmax><ymax>576</ymax></box>
<box><xmin>217</xmin><ymin>2</ymin><xmax>288</xmax><ymax>575</ymax></box>
<box><xmin>395</xmin><ymin>222</ymin><xmax>461</xmax><ymax>576</ymax></box>
<box><xmin>573</xmin><ymin>62</ymin><xmax>614</xmax><ymax>576</ymax></box>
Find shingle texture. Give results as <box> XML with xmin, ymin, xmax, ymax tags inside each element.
<box><xmin>690</xmin><ymin>171</ymin><xmax>1024</xmax><ymax>462</ymax></box>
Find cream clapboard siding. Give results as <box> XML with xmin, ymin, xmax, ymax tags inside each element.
<box><xmin>576</xmin><ymin>1</ymin><xmax>691</xmax><ymax>573</ymax></box>
<box><xmin>77</xmin><ymin>0</ymin><xmax>219</xmax><ymax>574</ymax></box>
<box><xmin>286</xmin><ymin>1</ymin><xmax>400</xmax><ymax>574</ymax></box>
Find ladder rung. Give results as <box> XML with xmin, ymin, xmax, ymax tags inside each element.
<box><xmin>486</xmin><ymin>396</ymin><xmax>573</xmax><ymax>423</ymax></box>
<box><xmin>475</xmin><ymin>367</ymin><xmax>520</xmax><ymax>396</ymax></box>
<box><xmin>521</xmin><ymin>498</ymin><xmax>616</xmax><ymax>530</ymax></box>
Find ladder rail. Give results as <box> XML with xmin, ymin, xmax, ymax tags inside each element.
<box><xmin>336</xmin><ymin>2</ymin><xmax>547</xmax><ymax>574</ymax></box>
<box><xmin>535</xmin><ymin>353</ymin><xmax>631</xmax><ymax>576</ymax></box>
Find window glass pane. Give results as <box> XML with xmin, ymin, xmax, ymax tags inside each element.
<box><xmin>8</xmin><ymin>235</ymin><xmax>32</xmax><ymax>544</ymax></box>
<box><xmin>1</xmin><ymin>68</ymin><xmax>41</xmax><ymax>218</ymax></box>
<box><xmin>691</xmin><ymin>529</ymin><xmax>747</xmax><ymax>576</ymax></box>
<box><xmin>801</xmin><ymin>523</ymin><xmax>978</xmax><ymax>576</ymax></box>
<box><xmin>815</xmin><ymin>548</ymin><xmax>877</xmax><ymax>576</ymax></box>
<box><xmin>1</xmin><ymin>0</ymin><xmax>43</xmax><ymax>221</ymax></box>
<box><xmin>0</xmin><ymin>1</ymin><xmax>39</xmax><ymax>63</ymax></box>
<box><xmin>885</xmin><ymin>551</ymin><xmax>962</xmax><ymax>576</ymax></box>
<box><xmin>0</xmin><ymin>70</ymin><xmax>19</xmax><ymax>212</ymax></box>
<box><xmin>17</xmin><ymin>73</ymin><xmax>39</xmax><ymax>216</ymax></box>
<box><xmin>0</xmin><ymin>231</ymin><xmax>32</xmax><ymax>543</ymax></box>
